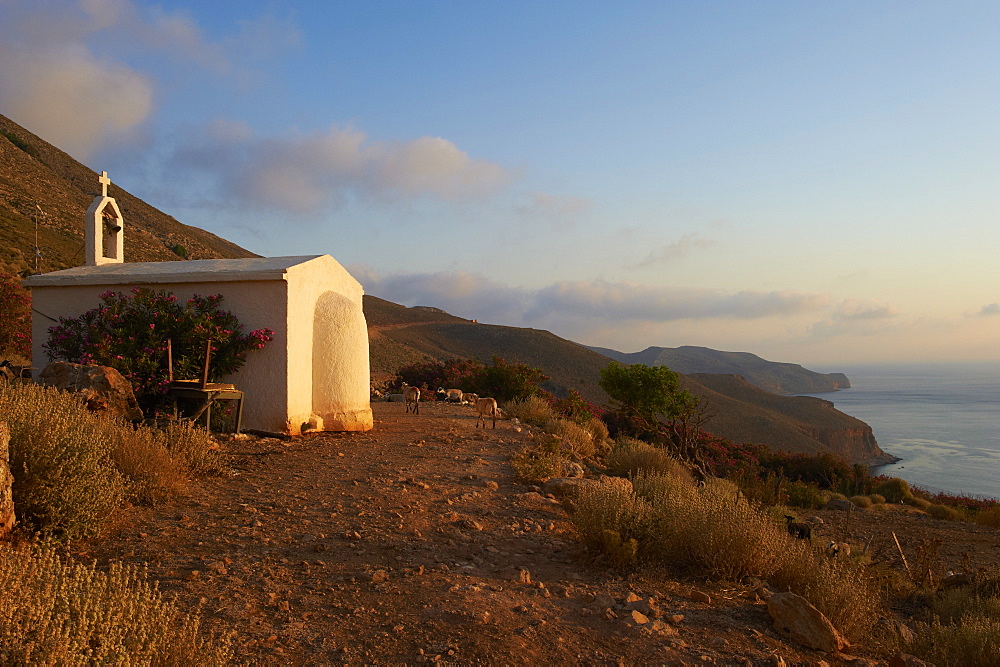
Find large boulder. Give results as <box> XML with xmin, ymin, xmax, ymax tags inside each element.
<box><xmin>767</xmin><ymin>591</ymin><xmax>848</xmax><ymax>653</ymax></box>
<box><xmin>0</xmin><ymin>422</ymin><xmax>14</xmax><ymax>538</ymax></box>
<box><xmin>39</xmin><ymin>362</ymin><xmax>143</xmax><ymax>421</ymax></box>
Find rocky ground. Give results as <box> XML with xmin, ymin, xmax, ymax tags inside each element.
<box><xmin>78</xmin><ymin>401</ymin><xmax>1000</xmax><ymax>665</ymax></box>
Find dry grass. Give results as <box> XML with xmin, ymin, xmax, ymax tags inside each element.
<box><xmin>0</xmin><ymin>544</ymin><xmax>232</xmax><ymax>664</ymax></box>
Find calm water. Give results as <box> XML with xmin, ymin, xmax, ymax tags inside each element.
<box><xmin>805</xmin><ymin>362</ymin><xmax>1000</xmax><ymax>500</ymax></box>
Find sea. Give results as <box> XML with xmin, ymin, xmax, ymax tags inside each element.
<box><xmin>802</xmin><ymin>361</ymin><xmax>1000</xmax><ymax>501</ymax></box>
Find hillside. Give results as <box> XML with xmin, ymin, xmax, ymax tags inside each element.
<box><xmin>0</xmin><ymin>114</ymin><xmax>256</xmax><ymax>276</ymax></box>
<box><xmin>365</xmin><ymin>298</ymin><xmax>895</xmax><ymax>466</ymax></box>
<box><xmin>589</xmin><ymin>344</ymin><xmax>850</xmax><ymax>395</ymax></box>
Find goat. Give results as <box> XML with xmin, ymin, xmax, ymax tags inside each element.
<box><xmin>475</xmin><ymin>397</ymin><xmax>499</xmax><ymax>429</ymax></box>
<box><xmin>0</xmin><ymin>360</ymin><xmax>15</xmax><ymax>383</ymax></box>
<box><xmin>461</xmin><ymin>392</ymin><xmax>478</xmax><ymax>405</ymax></box>
<box><xmin>784</xmin><ymin>515</ymin><xmax>812</xmax><ymax>540</ymax></box>
<box><xmin>444</xmin><ymin>388</ymin><xmax>464</xmax><ymax>403</ymax></box>
<box><xmin>403</xmin><ymin>384</ymin><xmax>420</xmax><ymax>414</ymax></box>
<box><xmin>825</xmin><ymin>541</ymin><xmax>852</xmax><ymax>558</ymax></box>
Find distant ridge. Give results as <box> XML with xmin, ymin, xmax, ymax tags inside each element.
<box><xmin>0</xmin><ymin>113</ymin><xmax>257</xmax><ymax>276</ymax></box>
<box><xmin>587</xmin><ymin>344</ymin><xmax>850</xmax><ymax>395</ymax></box>
<box><xmin>365</xmin><ymin>297</ymin><xmax>894</xmax><ymax>466</ymax></box>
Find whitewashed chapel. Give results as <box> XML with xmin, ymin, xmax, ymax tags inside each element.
<box><xmin>24</xmin><ymin>172</ymin><xmax>373</xmax><ymax>434</ymax></box>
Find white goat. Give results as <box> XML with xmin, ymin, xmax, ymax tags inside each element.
<box><xmin>475</xmin><ymin>397</ymin><xmax>499</xmax><ymax>429</ymax></box>
<box><xmin>403</xmin><ymin>384</ymin><xmax>420</xmax><ymax>414</ymax></box>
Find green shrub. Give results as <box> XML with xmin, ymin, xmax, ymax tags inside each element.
<box><xmin>850</xmin><ymin>495</ymin><xmax>873</xmax><ymax>509</ymax></box>
<box><xmin>0</xmin><ymin>544</ymin><xmax>232</xmax><ymax>663</ymax></box>
<box><xmin>875</xmin><ymin>477</ymin><xmax>911</xmax><ymax>503</ymax></box>
<box><xmin>927</xmin><ymin>504</ymin><xmax>965</xmax><ymax>521</ymax></box>
<box><xmin>786</xmin><ymin>481</ymin><xmax>827</xmax><ymax>510</ymax></box>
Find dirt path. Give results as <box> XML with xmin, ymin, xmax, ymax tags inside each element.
<box><xmin>77</xmin><ymin>401</ymin><xmax>1000</xmax><ymax>664</ymax></box>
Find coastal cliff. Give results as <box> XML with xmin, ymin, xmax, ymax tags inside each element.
<box><xmin>685</xmin><ymin>373</ymin><xmax>898</xmax><ymax>467</ymax></box>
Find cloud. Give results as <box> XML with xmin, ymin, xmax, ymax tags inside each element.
<box><xmin>978</xmin><ymin>303</ymin><xmax>1000</xmax><ymax>317</ymax></box>
<box><xmin>0</xmin><ymin>43</ymin><xmax>154</xmax><ymax>159</ymax></box>
<box><xmin>0</xmin><ymin>0</ymin><xmax>298</xmax><ymax>159</ymax></box>
<box><xmin>529</xmin><ymin>281</ymin><xmax>829</xmax><ymax>322</ymax></box>
<box><xmin>515</xmin><ymin>192</ymin><xmax>593</xmax><ymax>230</ymax></box>
<box><xmin>634</xmin><ymin>232</ymin><xmax>716</xmax><ymax>267</ymax></box>
<box><xmin>172</xmin><ymin>124</ymin><xmax>513</xmax><ymax>213</ymax></box>
<box><xmin>352</xmin><ymin>267</ymin><xmax>830</xmax><ymax>329</ymax></box>
<box><xmin>806</xmin><ymin>298</ymin><xmax>900</xmax><ymax>339</ymax></box>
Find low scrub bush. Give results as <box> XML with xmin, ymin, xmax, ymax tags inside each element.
<box><xmin>574</xmin><ymin>468</ymin><xmax>882</xmax><ymax>643</ymax></box>
<box><xmin>0</xmin><ymin>544</ymin><xmax>232</xmax><ymax>663</ymax></box>
<box><xmin>545</xmin><ymin>418</ymin><xmax>597</xmax><ymax>461</ymax></box>
<box><xmin>850</xmin><ymin>495</ymin><xmax>873</xmax><ymax>509</ymax></box>
<box><xmin>1</xmin><ymin>382</ymin><xmax>221</xmax><ymax>538</ymax></box>
<box><xmin>605</xmin><ymin>437</ymin><xmax>690</xmax><ymax>481</ymax></box>
<box><xmin>875</xmin><ymin>477</ymin><xmax>912</xmax><ymax>503</ymax></box>
<box><xmin>869</xmin><ymin>493</ymin><xmax>886</xmax><ymax>505</ymax></box>
<box><xmin>785</xmin><ymin>480</ymin><xmax>827</xmax><ymax>510</ymax></box>
<box><xmin>927</xmin><ymin>504</ymin><xmax>965</xmax><ymax>521</ymax></box>
<box><xmin>905</xmin><ymin>616</ymin><xmax>1000</xmax><ymax>665</ymax></box>
<box><xmin>503</xmin><ymin>395</ymin><xmax>555</xmax><ymax>427</ymax></box>
<box><xmin>907</xmin><ymin>497</ymin><xmax>932</xmax><ymax>511</ymax></box>
<box><xmin>2</xmin><ymin>383</ymin><xmax>127</xmax><ymax>539</ymax></box>
<box><xmin>571</xmin><ymin>477</ymin><xmax>652</xmax><ymax>565</ymax></box>
<box><xmin>972</xmin><ymin>506</ymin><xmax>1000</xmax><ymax>529</ymax></box>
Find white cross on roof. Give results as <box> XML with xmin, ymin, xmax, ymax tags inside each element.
<box><xmin>99</xmin><ymin>171</ymin><xmax>111</xmax><ymax>197</ymax></box>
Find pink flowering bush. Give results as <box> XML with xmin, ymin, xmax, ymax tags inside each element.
<box><xmin>0</xmin><ymin>273</ymin><xmax>31</xmax><ymax>358</ymax></box>
<box><xmin>44</xmin><ymin>288</ymin><xmax>273</xmax><ymax>414</ymax></box>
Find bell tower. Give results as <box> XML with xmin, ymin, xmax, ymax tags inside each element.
<box><xmin>84</xmin><ymin>170</ymin><xmax>124</xmax><ymax>266</ymax></box>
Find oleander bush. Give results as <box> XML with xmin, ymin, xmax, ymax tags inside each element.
<box><xmin>0</xmin><ymin>273</ymin><xmax>31</xmax><ymax>358</ymax></box>
<box><xmin>0</xmin><ymin>544</ymin><xmax>232</xmax><ymax>664</ymax></box>
<box><xmin>44</xmin><ymin>288</ymin><xmax>272</xmax><ymax>414</ymax></box>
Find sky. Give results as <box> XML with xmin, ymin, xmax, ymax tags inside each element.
<box><xmin>2</xmin><ymin>0</ymin><xmax>999</xmax><ymax>368</ymax></box>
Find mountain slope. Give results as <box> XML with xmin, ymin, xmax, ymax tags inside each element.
<box><xmin>589</xmin><ymin>344</ymin><xmax>849</xmax><ymax>395</ymax></box>
<box><xmin>365</xmin><ymin>298</ymin><xmax>895</xmax><ymax>465</ymax></box>
<box><xmin>0</xmin><ymin>113</ymin><xmax>256</xmax><ymax>275</ymax></box>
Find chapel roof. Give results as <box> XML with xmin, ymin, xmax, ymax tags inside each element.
<box><xmin>24</xmin><ymin>255</ymin><xmax>328</xmax><ymax>287</ymax></box>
